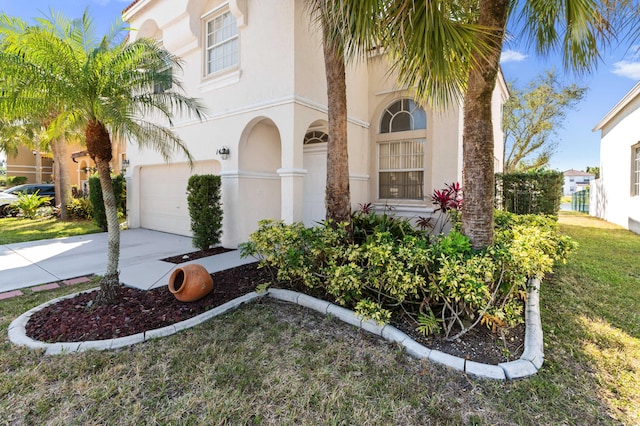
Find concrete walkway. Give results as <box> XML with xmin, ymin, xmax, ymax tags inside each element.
<box><xmin>0</xmin><ymin>229</ymin><xmax>255</xmax><ymax>294</ymax></box>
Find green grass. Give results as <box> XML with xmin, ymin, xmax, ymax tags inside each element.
<box><xmin>0</xmin><ymin>217</ymin><xmax>102</xmax><ymax>244</ymax></box>
<box><xmin>1</xmin><ymin>212</ymin><xmax>638</xmax><ymax>424</ymax></box>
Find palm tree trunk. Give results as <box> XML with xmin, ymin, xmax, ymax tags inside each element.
<box><xmin>461</xmin><ymin>0</ymin><xmax>509</xmax><ymax>249</ymax></box>
<box><xmin>86</xmin><ymin>120</ymin><xmax>120</xmax><ymax>305</ymax></box>
<box><xmin>50</xmin><ymin>137</ymin><xmax>70</xmax><ymax>220</ymax></box>
<box><xmin>322</xmin><ymin>25</ymin><xmax>351</xmax><ymax>228</ymax></box>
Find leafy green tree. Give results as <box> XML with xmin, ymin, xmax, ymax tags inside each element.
<box><xmin>0</xmin><ymin>10</ymin><xmax>206</xmax><ymax>304</ymax></box>
<box><xmin>327</xmin><ymin>0</ymin><xmax>629</xmax><ymax>248</ymax></box>
<box><xmin>504</xmin><ymin>71</ymin><xmax>586</xmax><ymax>172</ymax></box>
<box><xmin>586</xmin><ymin>166</ymin><xmax>600</xmax><ymax>179</ymax></box>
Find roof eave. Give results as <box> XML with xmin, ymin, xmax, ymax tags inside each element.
<box><xmin>593</xmin><ymin>80</ymin><xmax>640</xmax><ymax>132</ymax></box>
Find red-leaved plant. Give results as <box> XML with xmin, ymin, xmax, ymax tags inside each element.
<box><xmin>430</xmin><ymin>182</ymin><xmax>462</xmax><ymax>233</ymax></box>
<box><xmin>431</xmin><ymin>182</ymin><xmax>463</xmax><ymax>212</ymax></box>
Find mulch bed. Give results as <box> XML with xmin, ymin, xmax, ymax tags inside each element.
<box><xmin>25</xmin><ymin>259</ymin><xmax>524</xmax><ymax>364</ymax></box>
<box><xmin>161</xmin><ymin>247</ymin><xmax>235</xmax><ymax>264</ymax></box>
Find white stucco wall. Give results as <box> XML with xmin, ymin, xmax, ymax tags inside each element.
<box><xmin>591</xmin><ymin>89</ymin><xmax>640</xmax><ymax>231</ymax></box>
<box><xmin>123</xmin><ymin>0</ymin><xmax>508</xmax><ymax>246</ymax></box>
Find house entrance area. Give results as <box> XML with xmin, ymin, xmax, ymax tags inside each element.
<box><xmin>302</xmin><ymin>129</ymin><xmax>328</xmax><ymax>227</ymax></box>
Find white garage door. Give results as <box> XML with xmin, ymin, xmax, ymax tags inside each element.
<box><xmin>140</xmin><ymin>161</ymin><xmax>220</xmax><ymax>236</ymax></box>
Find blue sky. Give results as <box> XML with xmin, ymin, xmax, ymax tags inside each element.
<box><xmin>2</xmin><ymin>1</ymin><xmax>639</xmax><ymax>172</ymax></box>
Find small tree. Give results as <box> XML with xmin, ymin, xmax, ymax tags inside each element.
<box><xmin>504</xmin><ymin>71</ymin><xmax>587</xmax><ymax>172</ymax></box>
<box><xmin>187</xmin><ymin>174</ymin><xmax>223</xmax><ymax>250</ymax></box>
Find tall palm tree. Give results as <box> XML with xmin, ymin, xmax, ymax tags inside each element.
<box><xmin>0</xmin><ymin>10</ymin><xmax>206</xmax><ymax>304</ymax></box>
<box><xmin>307</xmin><ymin>1</ymin><xmax>352</xmax><ymax>228</ymax></box>
<box><xmin>329</xmin><ymin>0</ymin><xmax>620</xmax><ymax>249</ymax></box>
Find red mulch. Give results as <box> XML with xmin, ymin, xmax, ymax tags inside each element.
<box><xmin>25</xmin><ymin>261</ymin><xmax>524</xmax><ymax>364</ymax></box>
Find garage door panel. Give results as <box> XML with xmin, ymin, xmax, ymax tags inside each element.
<box><xmin>140</xmin><ymin>161</ymin><xmax>220</xmax><ymax>236</ymax></box>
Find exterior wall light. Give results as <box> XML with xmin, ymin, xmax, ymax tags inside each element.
<box><xmin>217</xmin><ymin>146</ymin><xmax>230</xmax><ymax>160</ymax></box>
<box><xmin>121</xmin><ymin>159</ymin><xmax>130</xmax><ymax>172</ymax></box>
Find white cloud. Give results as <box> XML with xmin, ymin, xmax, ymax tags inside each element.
<box><xmin>500</xmin><ymin>49</ymin><xmax>528</xmax><ymax>64</ymax></box>
<box><xmin>611</xmin><ymin>60</ymin><xmax>640</xmax><ymax>79</ymax></box>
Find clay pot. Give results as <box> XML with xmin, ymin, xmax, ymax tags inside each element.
<box><xmin>168</xmin><ymin>264</ymin><xmax>213</xmax><ymax>302</ymax></box>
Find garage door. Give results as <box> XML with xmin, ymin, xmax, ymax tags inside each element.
<box><xmin>140</xmin><ymin>161</ymin><xmax>220</xmax><ymax>236</ymax></box>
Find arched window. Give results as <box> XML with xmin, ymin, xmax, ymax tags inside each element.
<box><xmin>378</xmin><ymin>99</ymin><xmax>427</xmax><ymax>200</ymax></box>
<box><xmin>304</xmin><ymin>131</ymin><xmax>329</xmax><ymax>145</ymax></box>
<box><xmin>380</xmin><ymin>99</ymin><xmax>426</xmax><ymax>133</ymax></box>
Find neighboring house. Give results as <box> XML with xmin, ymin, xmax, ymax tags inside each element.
<box><xmin>591</xmin><ymin>80</ymin><xmax>640</xmax><ymax>234</ymax></box>
<box><xmin>563</xmin><ymin>169</ymin><xmax>595</xmax><ymax>196</ymax></box>
<box><xmin>6</xmin><ymin>144</ymin><xmax>127</xmax><ymax>195</ymax></box>
<box><xmin>5</xmin><ymin>146</ymin><xmax>54</xmax><ymax>185</ymax></box>
<box><xmin>122</xmin><ymin>0</ymin><xmax>508</xmax><ymax>248</ymax></box>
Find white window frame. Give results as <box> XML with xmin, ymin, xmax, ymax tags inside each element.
<box><xmin>204</xmin><ymin>9</ymin><xmax>239</xmax><ymax>77</ymax></box>
<box><xmin>376</xmin><ymin>98</ymin><xmax>428</xmax><ymax>202</ymax></box>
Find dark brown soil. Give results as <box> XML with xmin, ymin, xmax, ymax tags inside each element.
<box><xmin>25</xmin><ymin>261</ymin><xmax>524</xmax><ymax>364</ymax></box>
<box><xmin>161</xmin><ymin>247</ymin><xmax>234</xmax><ymax>264</ymax></box>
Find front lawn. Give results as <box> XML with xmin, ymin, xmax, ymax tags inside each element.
<box><xmin>0</xmin><ymin>217</ymin><xmax>102</xmax><ymax>245</ymax></box>
<box><xmin>0</xmin><ymin>212</ymin><xmax>638</xmax><ymax>424</ymax></box>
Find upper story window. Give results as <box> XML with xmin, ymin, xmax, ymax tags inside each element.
<box><xmin>380</xmin><ymin>99</ymin><xmax>427</xmax><ymax>133</ymax></box>
<box><xmin>206</xmin><ymin>10</ymin><xmax>238</xmax><ymax>76</ymax></box>
<box><xmin>633</xmin><ymin>143</ymin><xmax>640</xmax><ymax>196</ymax></box>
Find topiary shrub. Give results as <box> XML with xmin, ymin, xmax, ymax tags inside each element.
<box><xmin>187</xmin><ymin>174</ymin><xmax>223</xmax><ymax>250</ymax></box>
<box><xmin>89</xmin><ymin>174</ymin><xmax>125</xmax><ymax>231</ymax></box>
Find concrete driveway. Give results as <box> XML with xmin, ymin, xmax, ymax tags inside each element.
<box><xmin>0</xmin><ymin>229</ymin><xmax>197</xmax><ymax>293</ymax></box>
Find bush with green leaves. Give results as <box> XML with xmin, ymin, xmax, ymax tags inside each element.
<box><xmin>6</xmin><ymin>176</ymin><xmax>27</xmax><ymax>186</ymax></box>
<box><xmin>66</xmin><ymin>197</ymin><xmax>93</xmax><ymax>220</ymax></box>
<box><xmin>186</xmin><ymin>174</ymin><xmax>223</xmax><ymax>250</ymax></box>
<box><xmin>89</xmin><ymin>174</ymin><xmax>125</xmax><ymax>231</ymax></box>
<box><xmin>242</xmin><ymin>209</ymin><xmax>575</xmax><ymax>341</ymax></box>
<box><xmin>10</xmin><ymin>192</ymin><xmax>52</xmax><ymax>219</ymax></box>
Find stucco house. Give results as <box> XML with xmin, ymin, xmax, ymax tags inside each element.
<box><xmin>5</xmin><ymin>143</ymin><xmax>127</xmax><ymax>197</ymax></box>
<box><xmin>122</xmin><ymin>0</ymin><xmax>508</xmax><ymax>248</ymax></box>
<box><xmin>562</xmin><ymin>169</ymin><xmax>595</xmax><ymax>196</ymax></box>
<box><xmin>591</xmin><ymin>80</ymin><xmax>640</xmax><ymax>234</ymax></box>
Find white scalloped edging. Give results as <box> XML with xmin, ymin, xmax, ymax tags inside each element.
<box><xmin>8</xmin><ymin>288</ymin><xmax>267</xmax><ymax>355</ymax></box>
<box><xmin>267</xmin><ymin>278</ymin><xmax>544</xmax><ymax>380</ymax></box>
<box><xmin>8</xmin><ymin>279</ymin><xmax>544</xmax><ymax>380</ymax></box>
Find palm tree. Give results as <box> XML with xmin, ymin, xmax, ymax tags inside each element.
<box><xmin>329</xmin><ymin>0</ymin><xmax>620</xmax><ymax>249</ymax></box>
<box><xmin>307</xmin><ymin>1</ymin><xmax>352</xmax><ymax>228</ymax></box>
<box><xmin>0</xmin><ymin>10</ymin><xmax>206</xmax><ymax>304</ymax></box>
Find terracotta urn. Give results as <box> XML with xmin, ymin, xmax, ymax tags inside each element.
<box><xmin>168</xmin><ymin>264</ymin><xmax>213</xmax><ymax>302</ymax></box>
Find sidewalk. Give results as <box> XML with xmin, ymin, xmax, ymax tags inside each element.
<box><xmin>0</xmin><ymin>229</ymin><xmax>255</xmax><ymax>295</ymax></box>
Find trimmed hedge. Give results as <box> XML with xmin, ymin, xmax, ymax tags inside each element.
<box><xmin>187</xmin><ymin>174</ymin><xmax>223</xmax><ymax>250</ymax></box>
<box><xmin>89</xmin><ymin>175</ymin><xmax>125</xmax><ymax>231</ymax></box>
<box><xmin>7</xmin><ymin>176</ymin><xmax>27</xmax><ymax>186</ymax></box>
<box><xmin>496</xmin><ymin>170</ymin><xmax>563</xmax><ymax>215</ymax></box>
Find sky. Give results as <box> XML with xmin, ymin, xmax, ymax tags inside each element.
<box><xmin>1</xmin><ymin>1</ymin><xmax>639</xmax><ymax>173</ymax></box>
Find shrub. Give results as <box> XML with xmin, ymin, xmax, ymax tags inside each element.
<box><xmin>352</xmin><ymin>203</ymin><xmax>421</xmax><ymax>244</ymax></box>
<box><xmin>66</xmin><ymin>197</ymin><xmax>93</xmax><ymax>220</ymax></box>
<box><xmin>11</xmin><ymin>192</ymin><xmax>53</xmax><ymax>219</ymax></box>
<box><xmin>496</xmin><ymin>170</ymin><xmax>563</xmax><ymax>215</ymax></box>
<box><xmin>242</xmin><ymin>210</ymin><xmax>575</xmax><ymax>340</ymax></box>
<box><xmin>89</xmin><ymin>174</ymin><xmax>125</xmax><ymax>231</ymax></box>
<box><xmin>187</xmin><ymin>174</ymin><xmax>223</xmax><ymax>250</ymax></box>
<box><xmin>7</xmin><ymin>176</ymin><xmax>27</xmax><ymax>186</ymax></box>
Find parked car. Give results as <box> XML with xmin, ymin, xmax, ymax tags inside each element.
<box><xmin>0</xmin><ymin>183</ymin><xmax>55</xmax><ymax>216</ymax></box>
